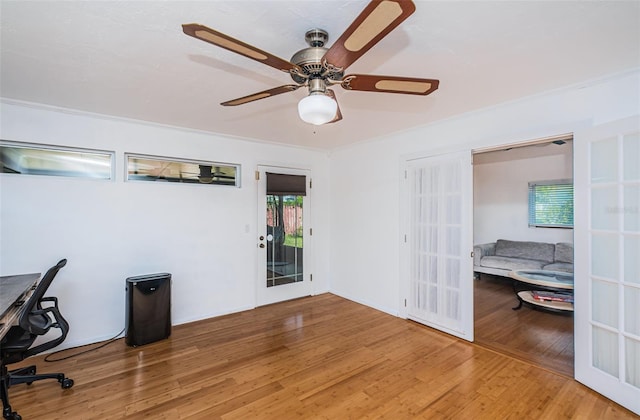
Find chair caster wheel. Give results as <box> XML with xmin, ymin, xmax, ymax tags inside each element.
<box><xmin>2</xmin><ymin>410</ymin><xmax>21</xmax><ymax>420</ymax></box>
<box><xmin>23</xmin><ymin>367</ymin><xmax>37</xmax><ymax>385</ymax></box>
<box><xmin>61</xmin><ymin>378</ymin><xmax>74</xmax><ymax>389</ymax></box>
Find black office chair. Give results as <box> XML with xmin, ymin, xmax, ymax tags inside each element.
<box><xmin>1</xmin><ymin>259</ymin><xmax>74</xmax><ymax>420</ymax></box>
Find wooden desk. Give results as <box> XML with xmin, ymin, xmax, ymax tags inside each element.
<box><xmin>0</xmin><ymin>273</ymin><xmax>40</xmax><ymax>339</ymax></box>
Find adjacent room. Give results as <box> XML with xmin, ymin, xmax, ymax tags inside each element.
<box><xmin>1</xmin><ymin>0</ymin><xmax>639</xmax><ymax>418</ymax></box>
<box><xmin>473</xmin><ymin>138</ymin><xmax>574</xmax><ymax>377</ymax></box>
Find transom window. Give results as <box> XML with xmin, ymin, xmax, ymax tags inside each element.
<box><xmin>126</xmin><ymin>154</ymin><xmax>240</xmax><ymax>187</ymax></box>
<box><xmin>0</xmin><ymin>141</ymin><xmax>114</xmax><ymax>180</ymax></box>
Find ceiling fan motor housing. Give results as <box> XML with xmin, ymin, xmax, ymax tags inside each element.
<box><xmin>290</xmin><ymin>28</ymin><xmax>343</xmax><ymax>84</ymax></box>
<box><xmin>305</xmin><ymin>28</ymin><xmax>328</xmax><ymax>47</ymax></box>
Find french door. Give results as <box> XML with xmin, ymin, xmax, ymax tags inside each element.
<box><xmin>401</xmin><ymin>150</ymin><xmax>474</xmax><ymax>341</ymax></box>
<box><xmin>256</xmin><ymin>166</ymin><xmax>312</xmax><ymax>306</ymax></box>
<box><xmin>574</xmin><ymin>116</ymin><xmax>640</xmax><ymax>415</ymax></box>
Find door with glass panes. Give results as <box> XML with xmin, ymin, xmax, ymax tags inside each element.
<box><xmin>256</xmin><ymin>166</ymin><xmax>311</xmax><ymax>306</ymax></box>
<box><xmin>574</xmin><ymin>116</ymin><xmax>640</xmax><ymax>415</ymax></box>
<box><xmin>401</xmin><ymin>150</ymin><xmax>474</xmax><ymax>341</ymax></box>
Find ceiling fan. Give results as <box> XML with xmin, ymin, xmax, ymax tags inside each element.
<box><xmin>182</xmin><ymin>0</ymin><xmax>439</xmax><ymax>126</ymax></box>
<box><xmin>195</xmin><ymin>165</ymin><xmax>235</xmax><ymax>184</ymax></box>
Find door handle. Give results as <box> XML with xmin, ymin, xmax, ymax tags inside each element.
<box><xmin>259</xmin><ymin>243</ymin><xmax>265</xmax><ymax>248</ymax></box>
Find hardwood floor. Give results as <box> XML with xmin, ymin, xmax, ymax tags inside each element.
<box><xmin>7</xmin><ymin>293</ymin><xmax>634</xmax><ymax>419</ymax></box>
<box><xmin>474</xmin><ymin>274</ymin><xmax>574</xmax><ymax>377</ymax></box>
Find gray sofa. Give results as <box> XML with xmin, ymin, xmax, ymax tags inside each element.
<box><xmin>473</xmin><ymin>239</ymin><xmax>573</xmax><ymax>278</ymax></box>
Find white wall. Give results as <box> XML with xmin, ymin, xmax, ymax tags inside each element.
<box><xmin>473</xmin><ymin>148</ymin><xmax>574</xmax><ymax>245</ymax></box>
<box><xmin>329</xmin><ymin>70</ymin><xmax>640</xmax><ymax>316</ymax></box>
<box><xmin>2</xmin><ymin>70</ymin><xmax>639</xmax><ymax>348</ymax></box>
<box><xmin>0</xmin><ymin>102</ymin><xmax>331</xmax><ymax>349</ymax></box>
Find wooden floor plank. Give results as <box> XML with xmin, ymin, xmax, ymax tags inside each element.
<box><xmin>474</xmin><ymin>274</ymin><xmax>574</xmax><ymax>377</ymax></box>
<box><xmin>6</xmin><ymin>293</ymin><xmax>635</xmax><ymax>419</ymax></box>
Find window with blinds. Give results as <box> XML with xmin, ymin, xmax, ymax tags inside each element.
<box><xmin>528</xmin><ymin>179</ymin><xmax>574</xmax><ymax>228</ymax></box>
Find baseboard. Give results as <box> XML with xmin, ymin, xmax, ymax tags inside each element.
<box><xmin>328</xmin><ymin>289</ymin><xmax>399</xmax><ymax>317</ymax></box>
<box><xmin>173</xmin><ymin>304</ymin><xmax>255</xmax><ymax>326</ymax></box>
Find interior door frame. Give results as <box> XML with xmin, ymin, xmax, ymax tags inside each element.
<box><xmin>256</xmin><ymin>165</ymin><xmax>313</xmax><ymax>306</ymax></box>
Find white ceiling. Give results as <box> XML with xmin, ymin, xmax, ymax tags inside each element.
<box><xmin>1</xmin><ymin>1</ymin><xmax>639</xmax><ymax>150</ymax></box>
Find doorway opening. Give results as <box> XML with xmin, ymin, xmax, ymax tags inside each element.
<box><xmin>472</xmin><ymin>135</ymin><xmax>574</xmax><ymax>377</ymax></box>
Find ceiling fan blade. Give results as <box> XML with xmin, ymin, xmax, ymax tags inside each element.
<box><xmin>182</xmin><ymin>23</ymin><xmax>302</xmax><ymax>74</ymax></box>
<box><xmin>322</xmin><ymin>0</ymin><xmax>416</xmax><ymax>71</ymax></box>
<box><xmin>221</xmin><ymin>84</ymin><xmax>302</xmax><ymax>106</ymax></box>
<box><xmin>341</xmin><ymin>74</ymin><xmax>439</xmax><ymax>96</ymax></box>
<box><xmin>326</xmin><ymin>89</ymin><xmax>343</xmax><ymax>123</ymax></box>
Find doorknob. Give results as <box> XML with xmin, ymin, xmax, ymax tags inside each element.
<box><xmin>259</xmin><ymin>243</ymin><xmax>265</xmax><ymax>248</ymax></box>
<box><xmin>259</xmin><ymin>235</ymin><xmax>264</xmax><ymax>240</ymax></box>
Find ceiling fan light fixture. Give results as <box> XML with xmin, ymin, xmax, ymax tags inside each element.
<box><xmin>198</xmin><ymin>165</ymin><xmax>214</xmax><ymax>184</ymax></box>
<box><xmin>298</xmin><ymin>93</ymin><xmax>337</xmax><ymax>125</ymax></box>
<box><xmin>198</xmin><ymin>176</ymin><xmax>214</xmax><ymax>184</ymax></box>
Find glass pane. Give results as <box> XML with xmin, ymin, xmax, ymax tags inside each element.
<box><xmin>591</xmin><ymin>234</ymin><xmax>619</xmax><ymax>280</ymax></box>
<box><xmin>623</xmin><ymin>132</ymin><xmax>640</xmax><ymax>181</ymax></box>
<box><xmin>624</xmin><ymin>285</ymin><xmax>640</xmax><ymax>336</ymax></box>
<box><xmin>419</xmin><ymin>253</ymin><xmax>429</xmax><ymax>285</ymax></box>
<box><xmin>624</xmin><ymin>185</ymin><xmax>640</xmax><ymax>232</ymax></box>
<box><xmin>591</xmin><ymin>137</ymin><xmax>618</xmax><ymax>183</ymax></box>
<box><xmin>266</xmin><ymin>194</ymin><xmax>303</xmax><ymax>287</ymax></box>
<box><xmin>592</xmin><ymin>278</ymin><xmax>618</xmax><ymax>328</ymax></box>
<box><xmin>625</xmin><ymin>338</ymin><xmax>640</xmax><ymax>389</ymax></box>
<box><xmin>127</xmin><ymin>155</ymin><xmax>239</xmax><ymax>187</ymax></box>
<box><xmin>592</xmin><ymin>326</ymin><xmax>619</xmax><ymax>378</ymax></box>
<box><xmin>428</xmin><ymin>285</ymin><xmax>438</xmax><ymax>313</ymax></box>
<box><xmin>443</xmin><ymin>161</ymin><xmax>460</xmax><ymax>192</ymax></box>
<box><xmin>446</xmin><ymin>258</ymin><xmax>460</xmax><ymax>288</ymax></box>
<box><xmin>446</xmin><ymin>226</ymin><xmax>461</xmax><ymax>256</ymax></box>
<box><xmin>445</xmin><ymin>256</ymin><xmax>461</xmax><ymax>321</ymax></box>
<box><xmin>625</xmin><ymin>235</ymin><xmax>640</xmax><ymax>285</ymax></box>
<box><xmin>428</xmin><ymin>256</ymin><xmax>437</xmax><ymax>282</ymax></box>
<box><xmin>425</xmin><ymin>226</ymin><xmax>438</xmax><ymax>252</ymax></box>
<box><xmin>446</xmin><ymin>194</ymin><xmax>461</xmax><ymax>224</ymax></box>
<box><xmin>591</xmin><ymin>186</ymin><xmax>618</xmax><ymax>230</ymax></box>
<box><xmin>445</xmin><ymin>288</ymin><xmax>460</xmax><ymax>320</ymax></box>
<box><xmin>1</xmin><ymin>143</ymin><xmax>112</xmax><ymax>179</ymax></box>
<box><xmin>427</xmin><ymin>166</ymin><xmax>439</xmax><ymax>194</ymax></box>
<box><xmin>427</xmin><ymin>197</ymin><xmax>438</xmax><ymax>222</ymax></box>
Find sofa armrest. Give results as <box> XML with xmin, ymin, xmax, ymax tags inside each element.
<box><xmin>473</xmin><ymin>243</ymin><xmax>496</xmax><ymax>266</ymax></box>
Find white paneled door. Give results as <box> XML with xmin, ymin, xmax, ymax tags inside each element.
<box><xmin>402</xmin><ymin>151</ymin><xmax>474</xmax><ymax>341</ymax></box>
<box><xmin>574</xmin><ymin>116</ymin><xmax>640</xmax><ymax>415</ymax></box>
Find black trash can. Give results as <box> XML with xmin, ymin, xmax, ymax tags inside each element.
<box><xmin>125</xmin><ymin>273</ymin><xmax>171</xmax><ymax>346</ymax></box>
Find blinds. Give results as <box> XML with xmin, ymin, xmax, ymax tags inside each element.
<box><xmin>528</xmin><ymin>179</ymin><xmax>574</xmax><ymax>227</ymax></box>
<box><xmin>266</xmin><ymin>172</ymin><xmax>306</xmax><ymax>196</ymax></box>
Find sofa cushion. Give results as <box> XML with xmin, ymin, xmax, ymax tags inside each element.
<box><xmin>555</xmin><ymin>242</ymin><xmax>574</xmax><ymax>263</ymax></box>
<box><xmin>495</xmin><ymin>239</ymin><xmax>555</xmax><ymax>263</ymax></box>
<box><xmin>480</xmin><ymin>256</ymin><xmax>546</xmax><ymax>271</ymax></box>
<box><xmin>543</xmin><ymin>262</ymin><xmax>573</xmax><ymax>273</ymax></box>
